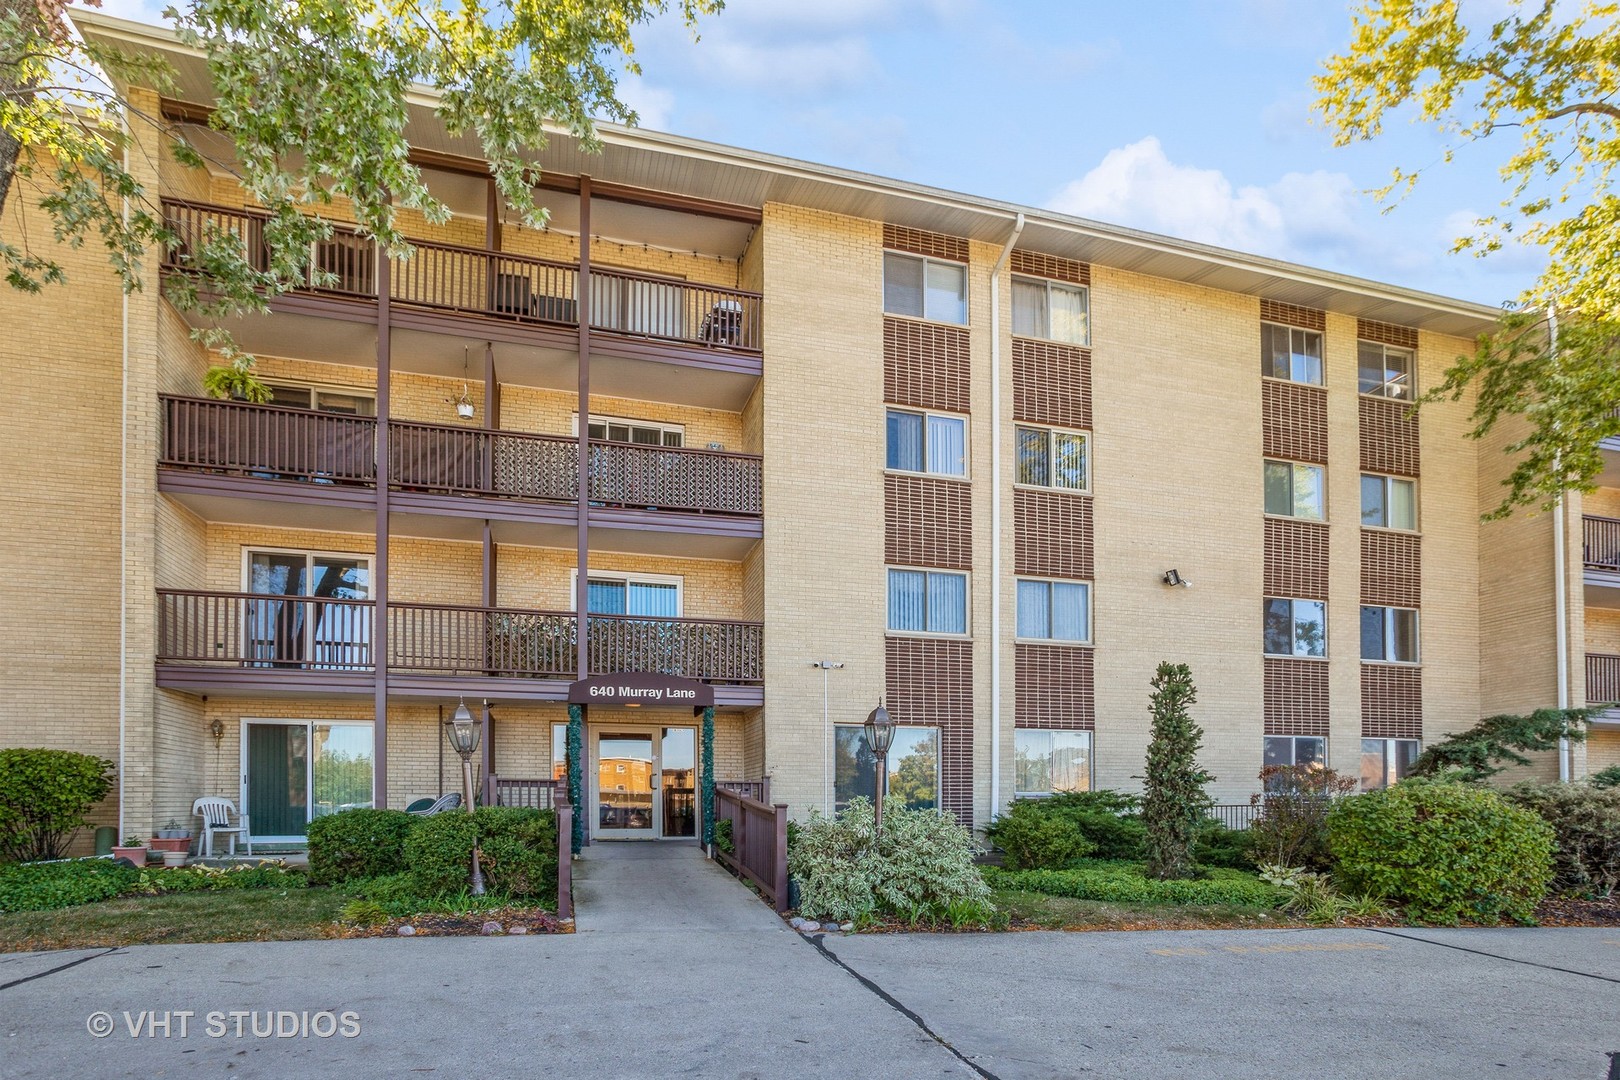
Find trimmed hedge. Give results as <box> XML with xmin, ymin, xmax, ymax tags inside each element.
<box><xmin>985</xmin><ymin>861</ymin><xmax>1286</xmax><ymax>907</ymax></box>
<box><xmin>1504</xmin><ymin>782</ymin><xmax>1620</xmax><ymax>898</ymax></box>
<box><xmin>0</xmin><ymin>860</ymin><xmax>306</xmax><ymax>913</ymax></box>
<box><xmin>1328</xmin><ymin>780</ymin><xmax>1554</xmax><ymax>925</ymax></box>
<box><xmin>307</xmin><ymin>809</ymin><xmax>418</xmax><ymax>885</ymax></box>
<box><xmin>402</xmin><ymin>807</ymin><xmax>558</xmax><ymax>905</ymax></box>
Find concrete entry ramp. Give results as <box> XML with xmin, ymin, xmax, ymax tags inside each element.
<box><xmin>571</xmin><ymin>839</ymin><xmax>785</xmax><ymax>932</ymax></box>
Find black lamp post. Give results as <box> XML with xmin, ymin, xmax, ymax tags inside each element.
<box><xmin>444</xmin><ymin>698</ymin><xmax>485</xmax><ymax>896</ymax></box>
<box><xmin>864</xmin><ymin>698</ymin><xmax>895</xmax><ymax>834</ymax></box>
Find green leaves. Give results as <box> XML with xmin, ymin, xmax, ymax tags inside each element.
<box><xmin>1140</xmin><ymin>662</ymin><xmax>1214</xmax><ymax>880</ymax></box>
<box><xmin>0</xmin><ymin>748</ymin><xmax>115</xmax><ymax>863</ymax></box>
<box><xmin>1408</xmin><ymin>706</ymin><xmax>1589</xmax><ymax>780</ymax></box>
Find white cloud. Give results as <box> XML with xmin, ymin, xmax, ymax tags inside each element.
<box><xmin>699</xmin><ymin>36</ymin><xmax>878</xmax><ymax>95</ymax></box>
<box><xmin>83</xmin><ymin>0</ymin><xmax>170</xmax><ymax>26</ymax></box>
<box><xmin>1047</xmin><ymin>136</ymin><xmax>1404</xmax><ymax>273</ymax></box>
<box><xmin>615</xmin><ymin>76</ymin><xmax>675</xmax><ymax>132</ymax></box>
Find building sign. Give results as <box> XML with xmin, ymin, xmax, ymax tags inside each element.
<box><xmin>566</xmin><ymin>672</ymin><xmax>715</xmax><ymax>708</ymax></box>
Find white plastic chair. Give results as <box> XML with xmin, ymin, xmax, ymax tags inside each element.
<box><xmin>193</xmin><ymin>797</ymin><xmax>251</xmax><ymax>857</ymax></box>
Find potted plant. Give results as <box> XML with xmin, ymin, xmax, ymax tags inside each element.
<box><xmin>161</xmin><ymin>849</ymin><xmax>189</xmax><ymax>867</ymax></box>
<box><xmin>149</xmin><ymin>819</ymin><xmax>193</xmax><ymax>855</ymax></box>
<box><xmin>111</xmin><ymin>836</ymin><xmax>147</xmax><ymax>867</ymax></box>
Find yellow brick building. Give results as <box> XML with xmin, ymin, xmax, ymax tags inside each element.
<box><xmin>3</xmin><ymin>12</ymin><xmax>1610</xmax><ymax>849</ymax></box>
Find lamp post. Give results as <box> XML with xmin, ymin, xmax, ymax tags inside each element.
<box><xmin>864</xmin><ymin>698</ymin><xmax>895</xmax><ymax>834</ymax></box>
<box><xmin>444</xmin><ymin>698</ymin><xmax>485</xmax><ymax>896</ymax></box>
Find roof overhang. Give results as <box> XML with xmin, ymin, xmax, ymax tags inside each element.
<box><xmin>74</xmin><ymin>10</ymin><xmax>1504</xmax><ymax>338</ymax></box>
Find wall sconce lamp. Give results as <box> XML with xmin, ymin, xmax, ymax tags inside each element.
<box><xmin>1162</xmin><ymin>569</ymin><xmax>1192</xmax><ymax>588</ymax></box>
<box><xmin>209</xmin><ymin>718</ymin><xmax>225</xmax><ymax>743</ymax></box>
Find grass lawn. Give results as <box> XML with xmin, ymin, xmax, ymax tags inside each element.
<box><xmin>992</xmin><ymin>887</ymin><xmax>1303</xmax><ymax>931</ymax></box>
<box><xmin>0</xmin><ymin>887</ymin><xmax>353</xmax><ymax>953</ymax></box>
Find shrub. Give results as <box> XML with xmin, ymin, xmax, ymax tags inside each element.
<box><xmin>787</xmin><ymin>798</ymin><xmax>992</xmax><ymax>923</ymax></box>
<box><xmin>306</xmin><ymin>809</ymin><xmax>418</xmax><ymax>885</ymax></box>
<box><xmin>984</xmin><ymin>800</ymin><xmax>1094</xmax><ymax>870</ymax></box>
<box><xmin>0</xmin><ymin>749</ymin><xmax>115</xmax><ymax>863</ymax></box>
<box><xmin>712</xmin><ymin>818</ymin><xmax>734</xmax><ymax>855</ymax></box>
<box><xmin>1047</xmin><ymin>791</ymin><xmax>1147</xmax><ymax>861</ymax></box>
<box><xmin>1410</xmin><ymin>708</ymin><xmax>1588</xmax><ymax>782</ymax></box>
<box><xmin>986</xmin><ymin>862</ymin><xmax>1286</xmax><ymax>908</ymax></box>
<box><xmin>1504</xmin><ymin>782</ymin><xmax>1620</xmax><ymax>897</ymax></box>
<box><xmin>401</xmin><ymin>807</ymin><xmax>557</xmax><ymax>905</ymax></box>
<box><xmin>1327</xmin><ymin>780</ymin><xmax>1554</xmax><ymax>925</ymax></box>
<box><xmin>1140</xmin><ymin>662</ymin><xmax>1214</xmax><ymax>879</ymax></box>
<box><xmin>1248</xmin><ymin>765</ymin><xmax>1357</xmax><ymax>871</ymax></box>
<box><xmin>1591</xmin><ymin>765</ymin><xmax>1620</xmax><ymax>790</ymax></box>
<box><xmin>0</xmin><ymin>860</ymin><xmax>137</xmax><ymax>912</ymax></box>
<box><xmin>1193</xmin><ymin>821</ymin><xmax>1255</xmax><ymax>870</ymax></box>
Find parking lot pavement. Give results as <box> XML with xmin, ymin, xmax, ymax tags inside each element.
<box><xmin>819</xmin><ymin>926</ymin><xmax>1620</xmax><ymax>1080</ymax></box>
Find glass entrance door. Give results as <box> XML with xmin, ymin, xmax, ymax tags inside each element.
<box><xmin>243</xmin><ymin>720</ymin><xmax>374</xmax><ymax>843</ymax></box>
<box><xmin>591</xmin><ymin>726</ymin><xmax>698</xmax><ymax>839</ymax></box>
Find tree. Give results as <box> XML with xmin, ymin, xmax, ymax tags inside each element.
<box><xmin>1</xmin><ymin>0</ymin><xmax>720</xmax><ymax>389</ymax></box>
<box><xmin>1316</xmin><ymin>1</ymin><xmax>1620</xmax><ymax>517</ymax></box>
<box><xmin>1409</xmin><ymin>706</ymin><xmax>1589</xmax><ymax>782</ymax></box>
<box><xmin>1139</xmin><ymin>662</ymin><xmax>1214</xmax><ymax>880</ymax></box>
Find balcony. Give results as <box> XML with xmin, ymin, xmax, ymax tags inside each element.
<box><xmin>158</xmin><ymin>395</ymin><xmax>763</xmax><ymax>552</ymax></box>
<box><xmin>154</xmin><ymin>590</ymin><xmax>763</xmax><ymax>702</ymax></box>
<box><xmin>1585</xmin><ymin>515</ymin><xmax>1620</xmax><ymax>609</ymax></box>
<box><xmin>160</xmin><ymin>199</ymin><xmax>763</xmax><ymax>405</ymax></box>
<box><xmin>1589</xmin><ymin>653</ymin><xmax>1620</xmax><ymax>710</ymax></box>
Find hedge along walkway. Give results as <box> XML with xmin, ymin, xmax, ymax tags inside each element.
<box><xmin>571</xmin><ymin>841</ymin><xmax>783</xmax><ymax>932</ymax></box>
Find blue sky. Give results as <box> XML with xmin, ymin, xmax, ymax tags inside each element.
<box><xmin>96</xmin><ymin>0</ymin><xmax>1539</xmax><ymax>306</ymax></box>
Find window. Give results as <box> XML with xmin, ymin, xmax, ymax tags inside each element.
<box><xmin>1361</xmin><ymin>606</ymin><xmax>1419</xmax><ymax>663</ymax></box>
<box><xmin>1264</xmin><ymin>598</ymin><xmax>1326</xmax><ymax>657</ymax></box>
<box><xmin>264</xmin><ymin>381</ymin><xmax>375</xmax><ymax>416</ymax></box>
<box><xmin>834</xmin><ymin>724</ymin><xmax>939</xmax><ymax>811</ymax></box>
<box><xmin>1361</xmin><ymin>474</ymin><xmax>1417</xmax><ymax>531</ymax></box>
<box><xmin>1360</xmin><ymin>738</ymin><xmax>1420</xmax><ymax>791</ymax></box>
<box><xmin>1264</xmin><ymin>736</ymin><xmax>1327</xmax><ymax>790</ymax></box>
<box><xmin>1013</xmin><ymin>729</ymin><xmax>1092</xmax><ymax>795</ymax></box>
<box><xmin>1263</xmin><ymin>460</ymin><xmax>1324</xmax><ymax>520</ymax></box>
<box><xmin>580</xmin><ymin>414</ymin><xmax>684</xmax><ymax>447</ymax></box>
<box><xmin>887</xmin><ymin>409</ymin><xmax>967</xmax><ymax>477</ymax></box>
<box><xmin>888</xmin><ymin>568</ymin><xmax>968</xmax><ymax>635</ymax></box>
<box><xmin>574</xmin><ymin>571</ymin><xmax>682</xmax><ymax>617</ymax></box>
<box><xmin>244</xmin><ymin>549</ymin><xmax>372</xmax><ymax>669</ymax></box>
<box><xmin>1358</xmin><ymin>341</ymin><xmax>1415</xmax><ymax>399</ymax></box>
<box><xmin>1016</xmin><ymin>426</ymin><xmax>1088</xmax><ymax>491</ymax></box>
<box><xmin>1260</xmin><ymin>323</ymin><xmax>1324</xmax><ymax>385</ymax></box>
<box><xmin>883</xmin><ymin>251</ymin><xmax>967</xmax><ymax>324</ymax></box>
<box><xmin>1012</xmin><ymin>276</ymin><xmax>1089</xmax><ymax>344</ymax></box>
<box><xmin>1016</xmin><ymin>579</ymin><xmax>1090</xmax><ymax>642</ymax></box>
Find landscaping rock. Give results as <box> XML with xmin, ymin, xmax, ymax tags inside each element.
<box><xmin>480</xmin><ymin>921</ymin><xmax>502</xmax><ymax>936</ymax></box>
<box><xmin>509</xmin><ymin>925</ymin><xmax>529</xmax><ymax>935</ymax></box>
<box><xmin>789</xmin><ymin>916</ymin><xmax>806</xmax><ymax>929</ymax></box>
<box><xmin>800</xmin><ymin>920</ymin><xmax>820</xmax><ymax>933</ymax></box>
<box><xmin>840</xmin><ymin>922</ymin><xmax>854</xmax><ymax>932</ymax></box>
<box><xmin>397</xmin><ymin>925</ymin><xmax>416</xmax><ymax>936</ymax></box>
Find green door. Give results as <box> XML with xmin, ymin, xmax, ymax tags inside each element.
<box><xmin>247</xmin><ymin>723</ymin><xmax>309</xmax><ymax>839</ymax></box>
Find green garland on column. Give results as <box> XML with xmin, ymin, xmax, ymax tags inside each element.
<box><xmin>700</xmin><ymin>706</ymin><xmax>716</xmax><ymax>846</ymax></box>
<box><xmin>566</xmin><ymin>703</ymin><xmax>584</xmax><ymax>855</ymax></box>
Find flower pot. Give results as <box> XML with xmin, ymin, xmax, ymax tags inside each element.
<box><xmin>111</xmin><ymin>846</ymin><xmax>146</xmax><ymax>868</ymax></box>
<box><xmin>161</xmin><ymin>850</ymin><xmax>188</xmax><ymax>868</ymax></box>
<box><xmin>148</xmin><ymin>837</ymin><xmax>191</xmax><ymax>855</ymax></box>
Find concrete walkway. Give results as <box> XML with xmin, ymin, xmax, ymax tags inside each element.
<box><xmin>571</xmin><ymin>840</ymin><xmax>785</xmax><ymax>932</ymax></box>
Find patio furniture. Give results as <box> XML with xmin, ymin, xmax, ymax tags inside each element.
<box><xmin>699</xmin><ymin>299</ymin><xmax>745</xmax><ymax>345</ymax></box>
<box><xmin>407</xmin><ymin>792</ymin><xmax>462</xmax><ymax>816</ymax></box>
<box><xmin>192</xmin><ymin>797</ymin><xmax>251</xmax><ymax>858</ymax></box>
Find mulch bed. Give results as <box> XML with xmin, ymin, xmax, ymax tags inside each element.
<box><xmin>1533</xmin><ymin>894</ymin><xmax>1620</xmax><ymax>927</ymax></box>
<box><xmin>344</xmin><ymin>906</ymin><xmax>572</xmax><ymax>937</ymax></box>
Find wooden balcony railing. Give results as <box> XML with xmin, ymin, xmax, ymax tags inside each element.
<box><xmin>712</xmin><ymin>785</ymin><xmax>789</xmax><ymax>912</ymax></box>
<box><xmin>161</xmin><ymin>198</ymin><xmax>763</xmax><ymax>353</ymax></box>
<box><xmin>486</xmin><ymin>776</ymin><xmax>564</xmax><ymax>810</ymax></box>
<box><xmin>161</xmin><ymin>396</ymin><xmax>377</xmax><ymax>483</ymax></box>
<box><xmin>161</xmin><ymin>396</ymin><xmax>762</xmax><ymax>516</ymax></box>
<box><xmin>1585</xmin><ymin>515</ymin><xmax>1620</xmax><ymax>572</ymax></box>
<box><xmin>157</xmin><ymin>591</ymin><xmax>764</xmax><ymax>685</ymax></box>
<box><xmin>1588</xmin><ymin>653</ymin><xmax>1620</xmax><ymax>707</ymax></box>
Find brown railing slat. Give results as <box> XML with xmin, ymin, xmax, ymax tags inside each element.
<box><xmin>1587</xmin><ymin>652</ymin><xmax>1620</xmax><ymax>707</ymax></box>
<box><xmin>1585</xmin><ymin>516</ymin><xmax>1620</xmax><ymax>572</ymax></box>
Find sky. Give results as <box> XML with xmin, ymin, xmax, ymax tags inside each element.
<box><xmin>91</xmin><ymin>0</ymin><xmax>1541</xmax><ymax>307</ymax></box>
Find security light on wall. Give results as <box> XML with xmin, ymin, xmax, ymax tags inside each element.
<box><xmin>1162</xmin><ymin>569</ymin><xmax>1192</xmax><ymax>588</ymax></box>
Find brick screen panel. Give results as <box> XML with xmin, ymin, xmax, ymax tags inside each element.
<box><xmin>882</xmin><ymin>223</ymin><xmax>969</xmax><ymax>263</ymax></box>
<box><xmin>886</xmin><ymin>474</ymin><xmax>972</xmax><ymax>571</ymax></box>
<box><xmin>1356</xmin><ymin>318</ymin><xmax>1419</xmax><ymax>350</ymax></box>
<box><xmin>887</xmin><ymin>637</ymin><xmax>975</xmax><ymax>826</ymax></box>
<box><xmin>1359</xmin><ymin>396</ymin><xmax>1420</xmax><ymax>477</ymax></box>
<box><xmin>1012</xmin><ymin>338</ymin><xmax>1091</xmax><ymax>430</ymax></box>
<box><xmin>1264</xmin><ymin>657</ymin><xmax>1330</xmax><ymax>736</ymax></box>
<box><xmin>1362</xmin><ymin>664</ymin><xmax>1423</xmax><ymax>738</ymax></box>
<box><xmin>1264</xmin><ymin>518</ymin><xmax>1329</xmax><ymax>600</ymax></box>
<box><xmin>1009</xmin><ymin>249</ymin><xmax>1090</xmax><ymax>286</ymax></box>
<box><xmin>1015</xmin><ymin>488</ymin><xmax>1094</xmax><ymax>579</ymax></box>
<box><xmin>1259</xmin><ymin>300</ymin><xmax>1326</xmax><ymax>332</ymax></box>
<box><xmin>1262</xmin><ymin>381</ymin><xmax>1328</xmax><ymax>464</ymax></box>
<box><xmin>1361</xmin><ymin>530</ymin><xmax>1421</xmax><ymax>608</ymax></box>
<box><xmin>1014</xmin><ymin>644</ymin><xmax>1095</xmax><ymax>729</ymax></box>
<box><xmin>884</xmin><ymin>317</ymin><xmax>972</xmax><ymax>413</ymax></box>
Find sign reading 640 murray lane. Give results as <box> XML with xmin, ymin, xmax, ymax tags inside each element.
<box><xmin>566</xmin><ymin>672</ymin><xmax>715</xmax><ymax>707</ymax></box>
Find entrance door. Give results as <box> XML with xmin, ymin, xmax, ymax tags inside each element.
<box><xmin>591</xmin><ymin>726</ymin><xmax>698</xmax><ymax>839</ymax></box>
<box><xmin>243</xmin><ymin>720</ymin><xmax>374</xmax><ymax>843</ymax></box>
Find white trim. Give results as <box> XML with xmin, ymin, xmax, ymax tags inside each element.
<box><xmin>884</xmin><ymin>406</ymin><xmax>971</xmax><ymax>480</ymax></box>
<box><xmin>260</xmin><ymin>377</ymin><xmax>377</xmax><ymax>411</ymax></box>
<box><xmin>1356</xmin><ymin>339</ymin><xmax>1418</xmax><ymax>400</ymax></box>
<box><xmin>588</xmin><ymin>723</ymin><xmax>699</xmax><ymax>840</ymax></box>
<box><xmin>1259</xmin><ymin>321</ymin><xmax>1326</xmax><ymax>387</ymax></box>
<box><xmin>569</xmin><ymin>568</ymin><xmax>686</xmax><ymax>616</ymax></box>
<box><xmin>881</xmin><ymin>249</ymin><xmax>971</xmax><ymax>326</ymax></box>
<box><xmin>1262</xmin><ymin>458</ymin><xmax>1327</xmax><ymax>522</ymax></box>
<box><xmin>1013</xmin><ymin>423</ymin><xmax>1092</xmax><ymax>494</ymax></box>
<box><xmin>1012</xmin><ymin>576</ymin><xmax>1094</xmax><ymax>645</ymax></box>
<box><xmin>570</xmin><ymin>411</ymin><xmax>686</xmax><ymax>445</ymax></box>
<box><xmin>1359</xmin><ymin>472</ymin><xmax>1420</xmax><ymax>533</ymax></box>
<box><xmin>1009</xmin><ymin>274</ymin><xmax>1090</xmax><ymax>346</ymax></box>
<box><xmin>1011</xmin><ymin>727</ymin><xmax>1094</xmax><ymax>797</ymax></box>
<box><xmin>1359</xmin><ymin>605</ymin><xmax>1421</xmax><ymax>665</ymax></box>
<box><xmin>240</xmin><ymin>547</ymin><xmax>375</xmax><ymax>593</ymax></box>
<box><xmin>240</xmin><ymin>717</ymin><xmax>377</xmax><ymax>844</ymax></box>
<box><xmin>1262</xmin><ymin>596</ymin><xmax>1329</xmax><ymax>659</ymax></box>
<box><xmin>885</xmin><ymin>565</ymin><xmax>971</xmax><ymax>638</ymax></box>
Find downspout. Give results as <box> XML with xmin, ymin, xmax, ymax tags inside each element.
<box><xmin>118</xmin><ymin>127</ymin><xmax>131</xmax><ymax>840</ymax></box>
<box><xmin>1549</xmin><ymin>303</ymin><xmax>1571</xmax><ymax>781</ymax></box>
<box><xmin>988</xmin><ymin>213</ymin><xmax>1025</xmax><ymax>820</ymax></box>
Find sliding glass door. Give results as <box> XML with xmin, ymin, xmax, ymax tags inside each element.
<box><xmin>243</xmin><ymin>720</ymin><xmax>374</xmax><ymax>843</ymax></box>
<box><xmin>245</xmin><ymin>550</ymin><xmax>371</xmax><ymax>669</ymax></box>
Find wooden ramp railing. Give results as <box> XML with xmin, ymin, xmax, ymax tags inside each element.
<box><xmin>711</xmin><ymin>785</ymin><xmax>789</xmax><ymax>913</ymax></box>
